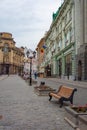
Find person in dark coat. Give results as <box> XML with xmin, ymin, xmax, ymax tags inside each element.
<box><xmin>34</xmin><ymin>72</ymin><xmax>37</xmax><ymax>79</ymax></box>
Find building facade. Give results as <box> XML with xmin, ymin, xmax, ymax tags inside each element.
<box><xmin>36</xmin><ymin>37</ymin><xmax>45</xmax><ymax>77</ymax></box>
<box><xmin>23</xmin><ymin>57</ymin><xmax>37</xmax><ymax>77</ymax></box>
<box><xmin>43</xmin><ymin>0</ymin><xmax>87</xmax><ymax>80</ymax></box>
<box><xmin>0</xmin><ymin>32</ymin><xmax>24</xmax><ymax>75</ymax></box>
<box><xmin>44</xmin><ymin>0</ymin><xmax>75</xmax><ymax>80</ymax></box>
<box><xmin>74</xmin><ymin>0</ymin><xmax>87</xmax><ymax>80</ymax></box>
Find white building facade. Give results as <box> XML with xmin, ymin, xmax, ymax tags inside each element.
<box><xmin>44</xmin><ymin>0</ymin><xmax>87</xmax><ymax>80</ymax></box>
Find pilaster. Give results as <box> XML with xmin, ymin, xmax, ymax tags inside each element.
<box><xmin>76</xmin><ymin>43</ymin><xmax>87</xmax><ymax>80</ymax></box>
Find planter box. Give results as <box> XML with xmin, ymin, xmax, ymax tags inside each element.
<box><xmin>65</xmin><ymin>106</ymin><xmax>87</xmax><ymax>129</ymax></box>
<box><xmin>78</xmin><ymin>115</ymin><xmax>87</xmax><ymax>130</ymax></box>
<box><xmin>32</xmin><ymin>80</ymin><xmax>37</xmax><ymax>84</ymax></box>
<box><xmin>34</xmin><ymin>86</ymin><xmax>56</xmax><ymax>96</ymax></box>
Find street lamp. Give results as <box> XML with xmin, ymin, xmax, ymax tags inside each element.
<box><xmin>26</xmin><ymin>49</ymin><xmax>36</xmax><ymax>86</ymax></box>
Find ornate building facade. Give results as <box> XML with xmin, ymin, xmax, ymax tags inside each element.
<box><xmin>44</xmin><ymin>0</ymin><xmax>75</xmax><ymax>80</ymax></box>
<box><xmin>36</xmin><ymin>37</ymin><xmax>45</xmax><ymax>77</ymax></box>
<box><xmin>42</xmin><ymin>0</ymin><xmax>87</xmax><ymax>80</ymax></box>
<box><xmin>0</xmin><ymin>32</ymin><xmax>24</xmax><ymax>75</ymax></box>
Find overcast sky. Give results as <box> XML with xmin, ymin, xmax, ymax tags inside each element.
<box><xmin>0</xmin><ymin>0</ymin><xmax>63</xmax><ymax>50</ymax></box>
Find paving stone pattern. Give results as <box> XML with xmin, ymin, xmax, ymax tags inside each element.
<box><xmin>0</xmin><ymin>75</ymin><xmax>74</xmax><ymax>130</ymax></box>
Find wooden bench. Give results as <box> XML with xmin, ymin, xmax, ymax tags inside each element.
<box><xmin>49</xmin><ymin>85</ymin><xmax>77</xmax><ymax>107</ymax></box>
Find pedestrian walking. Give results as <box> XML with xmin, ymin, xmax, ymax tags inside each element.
<box><xmin>34</xmin><ymin>72</ymin><xmax>37</xmax><ymax>79</ymax></box>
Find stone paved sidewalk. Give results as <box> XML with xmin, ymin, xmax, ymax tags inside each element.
<box><xmin>46</xmin><ymin>77</ymin><xmax>87</xmax><ymax>88</ymax></box>
<box><xmin>0</xmin><ymin>75</ymin><xmax>74</xmax><ymax>130</ymax></box>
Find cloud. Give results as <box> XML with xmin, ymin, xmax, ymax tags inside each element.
<box><xmin>0</xmin><ymin>0</ymin><xmax>62</xmax><ymax>50</ymax></box>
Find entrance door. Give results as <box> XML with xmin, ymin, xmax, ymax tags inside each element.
<box><xmin>59</xmin><ymin>59</ymin><xmax>62</xmax><ymax>78</ymax></box>
<box><xmin>6</xmin><ymin>66</ymin><xmax>9</xmax><ymax>74</ymax></box>
<box><xmin>78</xmin><ymin>60</ymin><xmax>82</xmax><ymax>80</ymax></box>
<box><xmin>45</xmin><ymin>65</ymin><xmax>51</xmax><ymax>76</ymax></box>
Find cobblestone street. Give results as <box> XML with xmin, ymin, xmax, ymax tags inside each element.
<box><xmin>0</xmin><ymin>75</ymin><xmax>74</xmax><ymax>130</ymax></box>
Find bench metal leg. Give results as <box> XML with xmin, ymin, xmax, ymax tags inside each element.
<box><xmin>59</xmin><ymin>98</ymin><xmax>64</xmax><ymax>108</ymax></box>
<box><xmin>70</xmin><ymin>98</ymin><xmax>73</xmax><ymax>104</ymax></box>
<box><xmin>49</xmin><ymin>95</ymin><xmax>52</xmax><ymax>101</ymax></box>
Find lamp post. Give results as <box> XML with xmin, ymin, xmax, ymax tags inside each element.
<box><xmin>26</xmin><ymin>49</ymin><xmax>36</xmax><ymax>86</ymax></box>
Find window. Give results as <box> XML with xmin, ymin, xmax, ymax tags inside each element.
<box><xmin>70</xmin><ymin>28</ymin><xmax>72</xmax><ymax>42</ymax></box>
<box><xmin>65</xmin><ymin>54</ymin><xmax>72</xmax><ymax>75</ymax></box>
<box><xmin>4</xmin><ymin>43</ymin><xmax>9</xmax><ymax>53</ymax></box>
<box><xmin>65</xmin><ymin>33</ymin><xmax>68</xmax><ymax>46</ymax></box>
<box><xmin>64</xmin><ymin>14</ymin><xmax>67</xmax><ymax>25</ymax></box>
<box><xmin>59</xmin><ymin>39</ymin><xmax>62</xmax><ymax>49</ymax></box>
<box><xmin>69</xmin><ymin>10</ymin><xmax>72</xmax><ymax>20</ymax></box>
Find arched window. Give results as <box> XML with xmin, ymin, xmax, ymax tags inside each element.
<box><xmin>4</xmin><ymin>43</ymin><xmax>9</xmax><ymax>53</ymax></box>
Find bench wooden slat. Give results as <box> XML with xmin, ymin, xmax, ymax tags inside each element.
<box><xmin>50</xmin><ymin>93</ymin><xmax>61</xmax><ymax>99</ymax></box>
<box><xmin>58</xmin><ymin>86</ymin><xmax>74</xmax><ymax>98</ymax></box>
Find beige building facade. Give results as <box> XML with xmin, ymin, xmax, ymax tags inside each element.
<box><xmin>36</xmin><ymin>37</ymin><xmax>45</xmax><ymax>77</ymax></box>
<box><xmin>0</xmin><ymin>32</ymin><xmax>24</xmax><ymax>75</ymax></box>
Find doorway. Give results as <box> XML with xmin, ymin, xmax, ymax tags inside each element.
<box><xmin>78</xmin><ymin>60</ymin><xmax>82</xmax><ymax>80</ymax></box>
<box><xmin>59</xmin><ymin>59</ymin><xmax>62</xmax><ymax>78</ymax></box>
<box><xmin>3</xmin><ymin>64</ymin><xmax>9</xmax><ymax>74</ymax></box>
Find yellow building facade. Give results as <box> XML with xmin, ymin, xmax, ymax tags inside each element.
<box><xmin>0</xmin><ymin>32</ymin><xmax>24</xmax><ymax>75</ymax></box>
<box><xmin>36</xmin><ymin>37</ymin><xmax>45</xmax><ymax>77</ymax></box>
